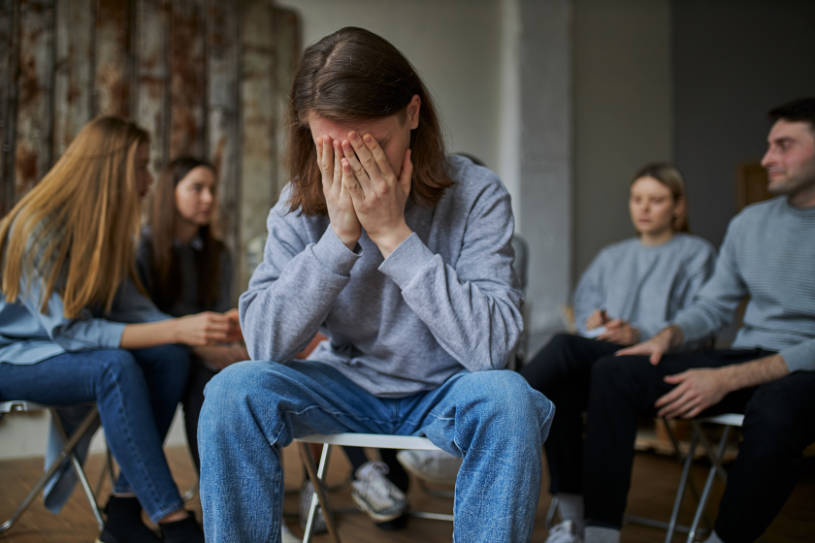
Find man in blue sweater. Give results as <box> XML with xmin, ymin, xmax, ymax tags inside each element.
<box><xmin>574</xmin><ymin>98</ymin><xmax>815</xmax><ymax>543</ymax></box>
<box><xmin>197</xmin><ymin>27</ymin><xmax>554</xmax><ymax>543</ymax></box>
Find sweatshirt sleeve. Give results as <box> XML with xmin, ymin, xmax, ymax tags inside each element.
<box><xmin>377</xmin><ymin>181</ymin><xmax>523</xmax><ymax>372</ymax></box>
<box><xmin>673</xmin><ymin>220</ymin><xmax>747</xmax><ymax>344</ymax></box>
<box><xmin>573</xmin><ymin>251</ymin><xmax>606</xmax><ymax>335</ymax></box>
<box><xmin>638</xmin><ymin>240</ymin><xmax>717</xmax><ymax>341</ymax></box>
<box><xmin>780</xmin><ymin>340</ymin><xmax>815</xmax><ymax>372</ymax></box>
<box><xmin>239</xmin><ymin>200</ymin><xmax>360</xmax><ymax>362</ymax></box>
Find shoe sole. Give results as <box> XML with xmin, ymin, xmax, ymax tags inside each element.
<box><xmin>350</xmin><ymin>492</ymin><xmax>405</xmax><ymax>522</ymax></box>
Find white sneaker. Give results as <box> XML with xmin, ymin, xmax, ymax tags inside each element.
<box><xmin>281</xmin><ymin>523</ymin><xmax>301</xmax><ymax>543</ymax></box>
<box><xmin>298</xmin><ymin>482</ymin><xmax>327</xmax><ymax>534</ymax></box>
<box><xmin>396</xmin><ymin>449</ymin><xmax>461</xmax><ymax>484</ymax></box>
<box><xmin>350</xmin><ymin>461</ymin><xmax>408</xmax><ymax>522</ymax></box>
<box><xmin>545</xmin><ymin>520</ymin><xmax>583</xmax><ymax>543</ymax></box>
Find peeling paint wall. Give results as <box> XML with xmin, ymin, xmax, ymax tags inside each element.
<box><xmin>0</xmin><ymin>0</ymin><xmax>300</xmax><ymax>297</ymax></box>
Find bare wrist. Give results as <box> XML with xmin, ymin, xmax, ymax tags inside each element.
<box><xmin>371</xmin><ymin>225</ymin><xmax>412</xmax><ymax>258</ymax></box>
<box><xmin>332</xmin><ymin>225</ymin><xmax>360</xmax><ymax>250</ymax></box>
<box><xmin>666</xmin><ymin>324</ymin><xmax>684</xmax><ymax>348</ymax></box>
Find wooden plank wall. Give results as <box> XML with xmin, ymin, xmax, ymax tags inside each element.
<box><xmin>0</xmin><ymin>0</ymin><xmax>301</xmax><ymax>297</ymax></box>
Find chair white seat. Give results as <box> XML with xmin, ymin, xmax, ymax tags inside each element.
<box><xmin>297</xmin><ymin>433</ymin><xmax>442</xmax><ymax>450</ymax></box>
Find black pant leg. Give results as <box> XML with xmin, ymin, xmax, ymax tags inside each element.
<box><xmin>582</xmin><ymin>349</ymin><xmax>766</xmax><ymax>529</ymax></box>
<box><xmin>520</xmin><ymin>333</ymin><xmax>620</xmax><ymax>494</ymax></box>
<box><xmin>183</xmin><ymin>360</ymin><xmax>217</xmax><ymax>473</ymax></box>
<box><xmin>715</xmin><ymin>369</ymin><xmax>815</xmax><ymax>542</ymax></box>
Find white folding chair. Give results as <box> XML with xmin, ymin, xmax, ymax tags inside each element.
<box><xmin>296</xmin><ymin>433</ymin><xmax>454</xmax><ymax>543</ymax></box>
<box><xmin>0</xmin><ymin>400</ymin><xmax>108</xmax><ymax>534</ymax></box>
<box><xmin>661</xmin><ymin>413</ymin><xmax>744</xmax><ymax>543</ymax></box>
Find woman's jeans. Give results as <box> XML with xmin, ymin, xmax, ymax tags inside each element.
<box><xmin>0</xmin><ymin>345</ymin><xmax>190</xmax><ymax>522</ymax></box>
<box><xmin>198</xmin><ymin>360</ymin><xmax>555</xmax><ymax>543</ymax></box>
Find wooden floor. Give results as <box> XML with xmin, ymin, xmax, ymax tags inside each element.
<box><xmin>1</xmin><ymin>444</ymin><xmax>813</xmax><ymax>542</ymax></box>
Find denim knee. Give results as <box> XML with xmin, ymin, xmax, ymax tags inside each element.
<box><xmin>458</xmin><ymin>370</ymin><xmax>554</xmax><ymax>437</ymax></box>
<box><xmin>97</xmin><ymin>349</ymin><xmax>143</xmax><ymax>390</ymax></box>
<box><xmin>201</xmin><ymin>362</ymin><xmax>272</xmax><ymax>428</ymax></box>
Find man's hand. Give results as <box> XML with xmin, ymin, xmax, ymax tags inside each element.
<box><xmin>340</xmin><ymin>131</ymin><xmax>413</xmax><ymax>257</ymax></box>
<box><xmin>585</xmin><ymin>309</ymin><xmax>608</xmax><ymax>330</ymax></box>
<box><xmin>655</xmin><ymin>368</ymin><xmax>730</xmax><ymax>419</ymax></box>
<box><xmin>598</xmin><ymin>319</ymin><xmax>640</xmax><ymax>346</ymax></box>
<box><xmin>616</xmin><ymin>325</ymin><xmax>683</xmax><ymax>365</ymax></box>
<box><xmin>316</xmin><ymin>136</ymin><xmax>361</xmax><ymax>249</ymax></box>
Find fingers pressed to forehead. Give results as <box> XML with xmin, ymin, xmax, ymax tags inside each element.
<box><xmin>347</xmin><ymin>131</ymin><xmax>379</xmax><ymax>178</ymax></box>
<box><xmin>341</xmin><ymin>158</ymin><xmax>363</xmax><ymax>195</ymax></box>
<box><xmin>341</xmin><ymin>138</ymin><xmax>369</xmax><ymax>185</ymax></box>
<box><xmin>362</xmin><ymin>133</ymin><xmax>391</xmax><ymax>173</ymax></box>
<box><xmin>333</xmin><ymin>140</ymin><xmax>342</xmax><ymax>180</ymax></box>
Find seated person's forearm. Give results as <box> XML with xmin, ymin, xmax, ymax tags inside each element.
<box><xmin>658</xmin><ymin>324</ymin><xmax>685</xmax><ymax>348</ymax></box>
<box><xmin>121</xmin><ymin>321</ymin><xmax>180</xmax><ymax>349</ymax></box>
<box><xmin>720</xmin><ymin>354</ymin><xmax>789</xmax><ymax>393</ymax></box>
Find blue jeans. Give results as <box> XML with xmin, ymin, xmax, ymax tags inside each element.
<box><xmin>198</xmin><ymin>360</ymin><xmax>555</xmax><ymax>543</ymax></box>
<box><xmin>0</xmin><ymin>346</ymin><xmax>190</xmax><ymax>522</ymax></box>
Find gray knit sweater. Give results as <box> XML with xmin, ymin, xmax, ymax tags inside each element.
<box><xmin>674</xmin><ymin>197</ymin><xmax>815</xmax><ymax>372</ymax></box>
<box><xmin>573</xmin><ymin>234</ymin><xmax>716</xmax><ymax>340</ymax></box>
<box><xmin>239</xmin><ymin>155</ymin><xmax>523</xmax><ymax>397</ymax></box>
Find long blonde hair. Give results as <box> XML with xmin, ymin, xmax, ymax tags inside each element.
<box><xmin>0</xmin><ymin>116</ymin><xmax>149</xmax><ymax>317</ymax></box>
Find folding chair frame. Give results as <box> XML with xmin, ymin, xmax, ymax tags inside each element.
<box><xmin>663</xmin><ymin>414</ymin><xmax>743</xmax><ymax>543</ymax></box>
<box><xmin>0</xmin><ymin>401</ymin><xmax>106</xmax><ymax>534</ymax></box>
<box><xmin>296</xmin><ymin>433</ymin><xmax>454</xmax><ymax>543</ymax></box>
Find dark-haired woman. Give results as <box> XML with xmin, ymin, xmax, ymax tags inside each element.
<box><xmin>137</xmin><ymin>156</ymin><xmax>247</xmax><ymax>473</ymax></box>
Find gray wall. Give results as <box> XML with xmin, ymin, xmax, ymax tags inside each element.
<box><xmin>673</xmin><ymin>0</ymin><xmax>815</xmax><ymax>246</ymax></box>
<box><xmin>573</xmin><ymin>0</ymin><xmax>673</xmax><ymax>284</ymax></box>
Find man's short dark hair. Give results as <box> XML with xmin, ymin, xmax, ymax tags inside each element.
<box><xmin>768</xmin><ymin>97</ymin><xmax>815</xmax><ymax>130</ymax></box>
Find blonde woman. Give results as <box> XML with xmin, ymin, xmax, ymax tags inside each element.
<box><xmin>0</xmin><ymin>117</ymin><xmax>236</xmax><ymax>543</ymax></box>
<box><xmin>520</xmin><ymin>162</ymin><xmax>717</xmax><ymax>543</ymax></box>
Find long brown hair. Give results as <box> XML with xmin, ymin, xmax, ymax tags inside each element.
<box><xmin>287</xmin><ymin>26</ymin><xmax>453</xmax><ymax>214</ymax></box>
<box><xmin>145</xmin><ymin>156</ymin><xmax>225</xmax><ymax>311</ymax></box>
<box><xmin>631</xmin><ymin>162</ymin><xmax>690</xmax><ymax>233</ymax></box>
<box><xmin>0</xmin><ymin>116</ymin><xmax>149</xmax><ymax>317</ymax></box>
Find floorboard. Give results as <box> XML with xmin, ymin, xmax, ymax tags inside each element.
<box><xmin>1</xmin><ymin>444</ymin><xmax>812</xmax><ymax>542</ymax></box>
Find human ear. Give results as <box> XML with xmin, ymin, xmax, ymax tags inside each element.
<box><xmin>406</xmin><ymin>94</ymin><xmax>421</xmax><ymax>130</ymax></box>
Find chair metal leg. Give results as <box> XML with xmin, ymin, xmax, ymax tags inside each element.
<box><xmin>50</xmin><ymin>409</ymin><xmax>105</xmax><ymax>531</ymax></box>
<box><xmin>0</xmin><ymin>407</ymin><xmax>100</xmax><ymax>534</ymax></box>
<box><xmin>664</xmin><ymin>429</ymin><xmax>700</xmax><ymax>543</ymax></box>
<box><xmin>687</xmin><ymin>426</ymin><xmax>731</xmax><ymax>543</ymax></box>
<box><xmin>299</xmin><ymin>442</ymin><xmax>341</xmax><ymax>543</ymax></box>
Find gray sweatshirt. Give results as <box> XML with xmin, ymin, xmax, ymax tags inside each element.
<box><xmin>674</xmin><ymin>196</ymin><xmax>815</xmax><ymax>372</ymax></box>
<box><xmin>239</xmin><ymin>155</ymin><xmax>523</xmax><ymax>397</ymax></box>
<box><xmin>573</xmin><ymin>234</ymin><xmax>717</xmax><ymax>340</ymax></box>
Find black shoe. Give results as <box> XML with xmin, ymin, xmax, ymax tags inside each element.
<box><xmin>375</xmin><ymin>511</ymin><xmax>409</xmax><ymax>531</ymax></box>
<box><xmin>159</xmin><ymin>512</ymin><xmax>205</xmax><ymax>543</ymax></box>
<box><xmin>96</xmin><ymin>496</ymin><xmax>161</xmax><ymax>543</ymax></box>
